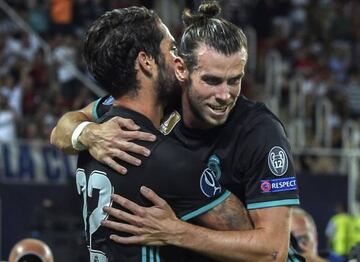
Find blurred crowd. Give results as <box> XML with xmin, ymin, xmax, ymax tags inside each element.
<box><xmin>1</xmin><ymin>1</ymin><xmax>359</xmax><ymax>260</ymax></box>
<box><xmin>0</xmin><ymin>0</ymin><xmax>359</xmax><ymax>150</ymax></box>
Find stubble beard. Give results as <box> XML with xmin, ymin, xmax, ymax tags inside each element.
<box><xmin>156</xmin><ymin>56</ymin><xmax>181</xmax><ymax>111</ymax></box>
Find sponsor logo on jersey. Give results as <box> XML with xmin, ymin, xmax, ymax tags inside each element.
<box><xmin>200</xmin><ymin>154</ymin><xmax>222</xmax><ymax>197</ymax></box>
<box><xmin>159</xmin><ymin>110</ymin><xmax>181</xmax><ymax>135</ymax></box>
<box><xmin>267</xmin><ymin>146</ymin><xmax>288</xmax><ymax>176</ymax></box>
<box><xmin>260</xmin><ymin>177</ymin><xmax>297</xmax><ymax>193</ymax></box>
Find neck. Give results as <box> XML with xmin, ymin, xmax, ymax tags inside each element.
<box><xmin>113</xmin><ymin>87</ymin><xmax>164</xmax><ymax>129</ymax></box>
<box><xmin>181</xmin><ymin>94</ymin><xmax>196</xmax><ymax>128</ymax></box>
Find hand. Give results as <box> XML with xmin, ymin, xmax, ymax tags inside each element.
<box><xmin>79</xmin><ymin>117</ymin><xmax>156</xmax><ymax>174</ymax></box>
<box><xmin>101</xmin><ymin>186</ymin><xmax>184</xmax><ymax>246</ymax></box>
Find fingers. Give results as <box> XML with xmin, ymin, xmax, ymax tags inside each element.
<box><xmin>111</xmin><ymin>117</ymin><xmax>156</xmax><ymax>142</ymax></box>
<box><xmin>109</xmin><ymin>234</ymin><xmax>145</xmax><ymax>245</ymax></box>
<box><xmin>103</xmin><ymin>206</ymin><xmax>143</xmax><ymax>226</ymax></box>
<box><xmin>111</xmin><ymin>194</ymin><xmax>146</xmax><ymax>217</ymax></box>
<box><xmin>114</xmin><ymin>141</ymin><xmax>151</xmax><ymax>158</ymax></box>
<box><xmin>103</xmin><ymin>157</ymin><xmax>127</xmax><ymax>175</ymax></box>
<box><xmin>101</xmin><ymin>217</ymin><xmax>141</xmax><ymax>235</ymax></box>
<box><xmin>140</xmin><ymin>186</ymin><xmax>168</xmax><ymax>208</ymax></box>
<box><xmin>122</xmin><ymin>130</ymin><xmax>157</xmax><ymax>142</ymax></box>
<box><xmin>112</xmin><ymin>117</ymin><xmax>140</xmax><ymax>131</ymax></box>
<box><xmin>110</xmin><ymin>147</ymin><xmax>143</xmax><ymax>166</ymax></box>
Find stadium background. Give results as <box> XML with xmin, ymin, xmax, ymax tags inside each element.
<box><xmin>0</xmin><ymin>0</ymin><xmax>358</xmax><ymax>260</ymax></box>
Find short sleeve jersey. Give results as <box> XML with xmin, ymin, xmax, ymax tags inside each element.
<box><xmin>168</xmin><ymin>96</ymin><xmax>300</xmax><ymax>209</ymax></box>
<box><xmin>77</xmin><ymin>105</ymin><xmax>230</xmax><ymax>262</ymax></box>
<box><xmin>93</xmin><ymin>95</ymin><xmax>302</xmax><ymax>262</ymax></box>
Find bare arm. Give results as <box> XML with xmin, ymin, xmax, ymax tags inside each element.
<box><xmin>50</xmin><ymin>102</ymin><xmax>94</xmax><ymax>154</ymax></box>
<box><xmin>102</xmin><ymin>187</ymin><xmax>290</xmax><ymax>262</ymax></box>
<box><xmin>50</xmin><ymin>102</ymin><xmax>156</xmax><ymax>174</ymax></box>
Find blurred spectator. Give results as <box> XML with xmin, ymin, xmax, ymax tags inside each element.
<box><xmin>348</xmin><ymin>206</ymin><xmax>360</xmax><ymax>254</ymax></box>
<box><xmin>325</xmin><ymin>202</ymin><xmax>352</xmax><ymax>257</ymax></box>
<box><xmin>0</xmin><ymin>71</ymin><xmax>22</xmax><ymax>116</ymax></box>
<box><xmin>345</xmin><ymin>67</ymin><xmax>360</xmax><ymax>118</ymax></box>
<box><xmin>52</xmin><ymin>34</ymin><xmax>78</xmax><ymax>100</ymax></box>
<box><xmin>291</xmin><ymin>207</ymin><xmax>344</xmax><ymax>262</ymax></box>
<box><xmin>0</xmin><ymin>92</ymin><xmax>16</xmax><ymax>142</ymax></box>
<box><xmin>49</xmin><ymin>0</ymin><xmax>73</xmax><ymax>35</ymax></box>
<box><xmin>26</xmin><ymin>0</ymin><xmax>49</xmax><ymax>35</ymax></box>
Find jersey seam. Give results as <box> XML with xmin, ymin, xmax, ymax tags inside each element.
<box><xmin>247</xmin><ymin>198</ymin><xmax>300</xmax><ymax>210</ymax></box>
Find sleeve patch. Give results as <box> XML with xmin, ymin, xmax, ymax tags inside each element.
<box><xmin>260</xmin><ymin>177</ymin><xmax>297</xmax><ymax>193</ymax></box>
<box><xmin>268</xmin><ymin>146</ymin><xmax>288</xmax><ymax>176</ymax></box>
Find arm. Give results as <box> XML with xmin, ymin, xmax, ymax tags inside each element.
<box><xmin>50</xmin><ymin>102</ymin><xmax>94</xmax><ymax>154</ymax></box>
<box><xmin>50</xmin><ymin>101</ymin><xmax>156</xmax><ymax>174</ymax></box>
<box><xmin>102</xmin><ymin>187</ymin><xmax>290</xmax><ymax>262</ymax></box>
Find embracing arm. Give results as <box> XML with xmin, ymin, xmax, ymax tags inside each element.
<box><xmin>50</xmin><ymin>101</ymin><xmax>156</xmax><ymax>174</ymax></box>
<box><xmin>170</xmin><ymin>206</ymin><xmax>291</xmax><ymax>262</ymax></box>
<box><xmin>50</xmin><ymin>102</ymin><xmax>94</xmax><ymax>154</ymax></box>
<box><xmin>102</xmin><ymin>187</ymin><xmax>291</xmax><ymax>262</ymax></box>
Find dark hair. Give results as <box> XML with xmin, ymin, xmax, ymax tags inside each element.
<box><xmin>83</xmin><ymin>7</ymin><xmax>164</xmax><ymax>98</ymax></box>
<box><xmin>179</xmin><ymin>1</ymin><xmax>248</xmax><ymax>72</ymax></box>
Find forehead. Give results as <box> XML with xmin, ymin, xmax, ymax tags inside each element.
<box><xmin>193</xmin><ymin>44</ymin><xmax>247</xmax><ymax>76</ymax></box>
<box><xmin>158</xmin><ymin>21</ymin><xmax>175</xmax><ymax>45</ymax></box>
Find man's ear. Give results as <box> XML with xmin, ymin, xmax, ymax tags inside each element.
<box><xmin>136</xmin><ymin>51</ymin><xmax>154</xmax><ymax>77</ymax></box>
<box><xmin>174</xmin><ymin>56</ymin><xmax>188</xmax><ymax>83</ymax></box>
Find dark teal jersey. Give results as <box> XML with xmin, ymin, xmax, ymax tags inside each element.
<box><xmin>77</xmin><ymin>106</ymin><xmax>230</xmax><ymax>262</ymax></box>
<box><xmin>92</xmin><ymin>95</ymin><xmax>302</xmax><ymax>262</ymax></box>
<box><xmin>168</xmin><ymin>96</ymin><xmax>300</xmax><ymax>210</ymax></box>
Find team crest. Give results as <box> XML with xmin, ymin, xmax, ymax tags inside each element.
<box><xmin>200</xmin><ymin>155</ymin><xmax>222</xmax><ymax>197</ymax></box>
<box><xmin>267</xmin><ymin>146</ymin><xmax>288</xmax><ymax>176</ymax></box>
<box><xmin>159</xmin><ymin>111</ymin><xmax>181</xmax><ymax>135</ymax></box>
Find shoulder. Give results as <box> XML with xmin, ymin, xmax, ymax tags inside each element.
<box><xmin>229</xmin><ymin>96</ymin><xmax>286</xmax><ymax>138</ymax></box>
<box><xmin>93</xmin><ymin>95</ymin><xmax>113</xmax><ymax>121</ymax></box>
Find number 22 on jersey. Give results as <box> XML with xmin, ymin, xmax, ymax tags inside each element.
<box><xmin>76</xmin><ymin>168</ymin><xmax>113</xmax><ymax>262</ymax></box>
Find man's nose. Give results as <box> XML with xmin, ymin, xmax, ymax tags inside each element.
<box><xmin>215</xmin><ymin>84</ymin><xmax>231</xmax><ymax>101</ymax></box>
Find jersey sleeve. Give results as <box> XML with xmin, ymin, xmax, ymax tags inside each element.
<box><xmin>144</xmin><ymin>139</ymin><xmax>231</xmax><ymax>221</ymax></box>
<box><xmin>240</xmin><ymin>114</ymin><xmax>300</xmax><ymax>210</ymax></box>
<box><xmin>92</xmin><ymin>95</ymin><xmax>113</xmax><ymax>121</ymax></box>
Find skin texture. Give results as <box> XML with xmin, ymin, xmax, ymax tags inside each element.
<box><xmin>180</xmin><ymin>44</ymin><xmax>247</xmax><ymax>129</ymax></box>
<box><xmin>50</xmin><ymin>104</ymin><xmax>156</xmax><ymax>174</ymax></box>
<box><xmin>102</xmin><ymin>187</ymin><xmax>291</xmax><ymax>262</ymax></box>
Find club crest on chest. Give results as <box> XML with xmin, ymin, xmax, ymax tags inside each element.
<box><xmin>200</xmin><ymin>154</ymin><xmax>222</xmax><ymax>197</ymax></box>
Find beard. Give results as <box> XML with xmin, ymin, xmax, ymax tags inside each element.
<box><xmin>155</xmin><ymin>55</ymin><xmax>182</xmax><ymax>112</ymax></box>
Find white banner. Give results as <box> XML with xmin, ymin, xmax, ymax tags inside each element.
<box><xmin>0</xmin><ymin>141</ymin><xmax>77</xmax><ymax>184</ymax></box>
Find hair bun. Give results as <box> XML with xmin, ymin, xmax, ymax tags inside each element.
<box><xmin>198</xmin><ymin>1</ymin><xmax>221</xmax><ymax>18</ymax></box>
<box><xmin>182</xmin><ymin>1</ymin><xmax>221</xmax><ymax>27</ymax></box>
